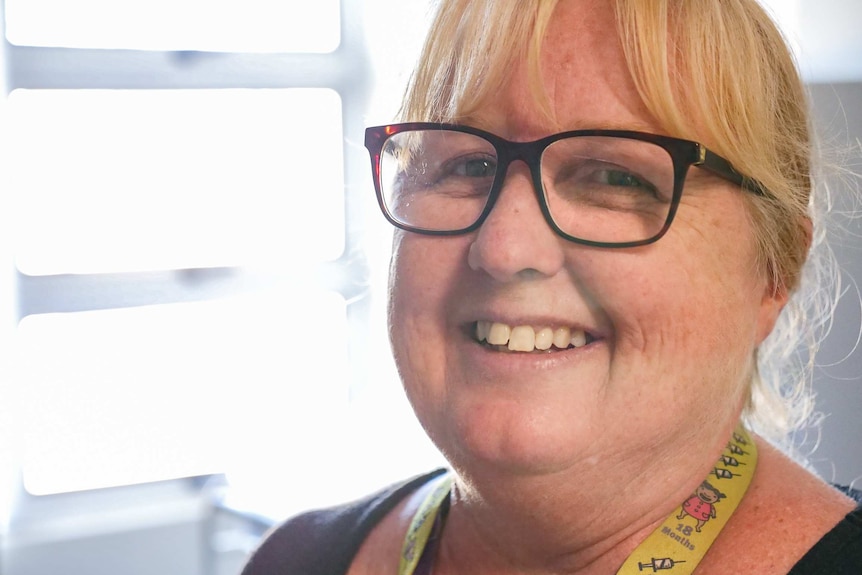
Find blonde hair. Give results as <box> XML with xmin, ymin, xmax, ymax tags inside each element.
<box><xmin>400</xmin><ymin>0</ymin><xmax>838</xmax><ymax>446</ymax></box>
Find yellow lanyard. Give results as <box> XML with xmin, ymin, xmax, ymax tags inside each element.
<box><xmin>399</xmin><ymin>425</ymin><xmax>757</xmax><ymax>575</ymax></box>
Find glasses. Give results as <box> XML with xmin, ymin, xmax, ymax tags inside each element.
<box><xmin>364</xmin><ymin>122</ymin><xmax>764</xmax><ymax>248</ymax></box>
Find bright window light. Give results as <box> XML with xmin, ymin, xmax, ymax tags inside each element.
<box><xmin>17</xmin><ymin>289</ymin><xmax>351</xmax><ymax>495</ymax></box>
<box><xmin>4</xmin><ymin>0</ymin><xmax>341</xmax><ymax>53</ymax></box>
<box><xmin>8</xmin><ymin>88</ymin><xmax>344</xmax><ymax>275</ymax></box>
<box><xmin>2</xmin><ymin>0</ymin><xmax>447</xmax><ymax>517</ymax></box>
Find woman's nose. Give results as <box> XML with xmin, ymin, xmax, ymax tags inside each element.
<box><xmin>467</xmin><ymin>164</ymin><xmax>566</xmax><ymax>282</ymax></box>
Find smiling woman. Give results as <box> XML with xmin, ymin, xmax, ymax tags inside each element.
<box><xmin>241</xmin><ymin>1</ymin><xmax>862</xmax><ymax>574</ymax></box>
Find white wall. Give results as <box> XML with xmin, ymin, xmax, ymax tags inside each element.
<box><xmin>808</xmin><ymin>82</ymin><xmax>862</xmax><ymax>487</ymax></box>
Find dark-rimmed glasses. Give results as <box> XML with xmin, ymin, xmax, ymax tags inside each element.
<box><xmin>365</xmin><ymin>122</ymin><xmax>764</xmax><ymax>248</ymax></box>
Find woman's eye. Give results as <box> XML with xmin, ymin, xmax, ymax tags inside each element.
<box><xmin>452</xmin><ymin>157</ymin><xmax>497</xmax><ymax>178</ymax></box>
<box><xmin>597</xmin><ymin>169</ymin><xmax>651</xmax><ymax>189</ymax></box>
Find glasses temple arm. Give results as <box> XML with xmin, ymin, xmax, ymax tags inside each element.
<box><xmin>695</xmin><ymin>146</ymin><xmax>768</xmax><ymax>197</ymax></box>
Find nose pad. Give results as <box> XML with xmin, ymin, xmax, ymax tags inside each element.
<box><xmin>467</xmin><ymin>164</ymin><xmax>565</xmax><ymax>282</ymax></box>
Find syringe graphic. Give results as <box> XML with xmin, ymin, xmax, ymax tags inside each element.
<box><xmin>720</xmin><ymin>455</ymin><xmax>744</xmax><ymax>467</ymax></box>
<box><xmin>726</xmin><ymin>443</ymin><xmax>748</xmax><ymax>456</ymax></box>
<box><xmin>712</xmin><ymin>467</ymin><xmax>740</xmax><ymax>480</ymax></box>
<box><xmin>638</xmin><ymin>557</ymin><xmax>686</xmax><ymax>572</ymax></box>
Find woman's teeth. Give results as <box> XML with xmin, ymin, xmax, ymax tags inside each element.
<box><xmin>475</xmin><ymin>321</ymin><xmax>589</xmax><ymax>352</ymax></box>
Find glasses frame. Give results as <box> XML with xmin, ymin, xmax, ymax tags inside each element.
<box><xmin>365</xmin><ymin>122</ymin><xmax>765</xmax><ymax>248</ymax></box>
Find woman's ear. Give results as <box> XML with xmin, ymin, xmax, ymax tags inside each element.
<box><xmin>755</xmin><ymin>282</ymin><xmax>788</xmax><ymax>345</ymax></box>
<box><xmin>755</xmin><ymin>216</ymin><xmax>812</xmax><ymax>345</ymax></box>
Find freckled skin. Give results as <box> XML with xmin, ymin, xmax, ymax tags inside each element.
<box><xmin>389</xmin><ymin>0</ymin><xmax>785</xmax><ymax>489</ymax></box>
<box><xmin>349</xmin><ymin>3</ymin><xmax>859</xmax><ymax>575</ymax></box>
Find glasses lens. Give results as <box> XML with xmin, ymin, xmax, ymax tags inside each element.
<box><xmin>541</xmin><ymin>136</ymin><xmax>676</xmax><ymax>244</ymax></box>
<box><xmin>379</xmin><ymin>129</ymin><xmax>497</xmax><ymax>232</ymax></box>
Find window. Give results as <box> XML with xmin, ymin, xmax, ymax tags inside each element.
<box><xmin>2</xmin><ymin>0</ymin><xmax>444</xmax><ymax>522</ymax></box>
<box><xmin>5</xmin><ymin>0</ymin><xmax>340</xmax><ymax>53</ymax></box>
<box><xmin>10</xmin><ymin>88</ymin><xmax>344</xmax><ymax>275</ymax></box>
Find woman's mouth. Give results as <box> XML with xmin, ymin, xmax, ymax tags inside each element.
<box><xmin>474</xmin><ymin>321</ymin><xmax>596</xmax><ymax>353</ymax></box>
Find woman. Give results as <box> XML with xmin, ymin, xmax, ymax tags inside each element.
<box><xmin>243</xmin><ymin>0</ymin><xmax>862</xmax><ymax>573</ymax></box>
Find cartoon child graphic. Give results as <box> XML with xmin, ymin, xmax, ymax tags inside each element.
<box><xmin>677</xmin><ymin>481</ymin><xmax>726</xmax><ymax>532</ymax></box>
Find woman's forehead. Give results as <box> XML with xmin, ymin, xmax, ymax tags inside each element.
<box><xmin>455</xmin><ymin>2</ymin><xmax>663</xmax><ymax>138</ymax></box>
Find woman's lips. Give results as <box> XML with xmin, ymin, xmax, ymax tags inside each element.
<box><xmin>475</xmin><ymin>320</ymin><xmax>595</xmax><ymax>352</ymax></box>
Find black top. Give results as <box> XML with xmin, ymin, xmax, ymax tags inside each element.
<box><xmin>241</xmin><ymin>469</ymin><xmax>862</xmax><ymax>575</ymax></box>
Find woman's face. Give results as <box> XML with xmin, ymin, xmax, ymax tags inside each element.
<box><xmin>388</xmin><ymin>0</ymin><xmax>786</xmax><ymax>480</ymax></box>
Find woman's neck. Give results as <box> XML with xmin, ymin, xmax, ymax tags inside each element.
<box><xmin>435</xmin><ymin>478</ymin><xmax>677</xmax><ymax>574</ymax></box>
<box><xmin>431</xmin><ymin>426</ymin><xmax>741</xmax><ymax>575</ymax></box>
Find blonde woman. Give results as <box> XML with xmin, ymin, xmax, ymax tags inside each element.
<box><xmin>243</xmin><ymin>1</ymin><xmax>861</xmax><ymax>573</ymax></box>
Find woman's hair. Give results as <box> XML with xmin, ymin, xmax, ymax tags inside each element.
<box><xmin>400</xmin><ymin>0</ymin><xmax>840</xmax><ymax>447</ymax></box>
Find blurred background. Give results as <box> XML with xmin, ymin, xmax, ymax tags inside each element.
<box><xmin>0</xmin><ymin>1</ymin><xmax>859</xmax><ymax>574</ymax></box>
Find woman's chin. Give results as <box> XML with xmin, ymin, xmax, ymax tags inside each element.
<box><xmin>432</xmin><ymin>414</ymin><xmax>596</xmax><ymax>480</ymax></box>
